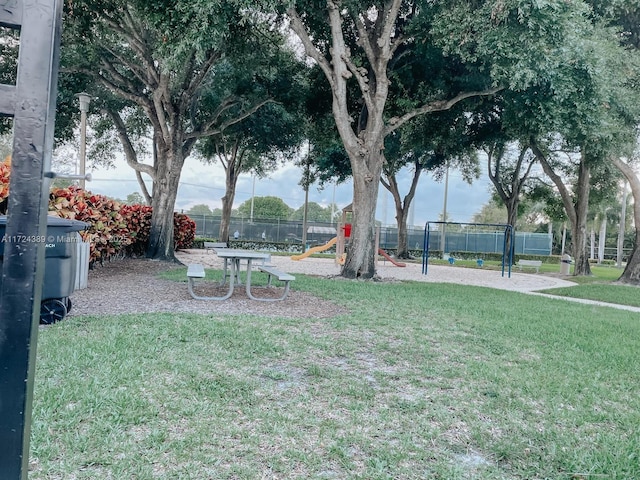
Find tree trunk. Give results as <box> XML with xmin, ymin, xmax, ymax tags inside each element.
<box><xmin>506</xmin><ymin>197</ymin><xmax>518</xmax><ymax>230</ymax></box>
<box><xmin>219</xmin><ymin>174</ymin><xmax>236</xmax><ymax>243</ymax></box>
<box><xmin>571</xmin><ymin>160</ymin><xmax>592</xmax><ymax>275</ymax></box>
<box><xmin>396</xmin><ymin>212</ymin><xmax>409</xmax><ymax>258</ymax></box>
<box><xmin>392</xmin><ymin>193</ymin><xmax>410</xmax><ymax>259</ymax></box>
<box><xmin>505</xmin><ymin>200</ymin><xmax>518</xmax><ymax>261</ymax></box>
<box><xmin>382</xmin><ymin>164</ymin><xmax>421</xmax><ymax>259</ymax></box>
<box><xmin>219</xmin><ymin>193</ymin><xmax>233</xmax><ymax>243</ymax></box>
<box><xmin>217</xmin><ymin>142</ymin><xmax>242</xmax><ymax>243</ymax></box>
<box><xmin>146</xmin><ymin>149</ymin><xmax>185</xmax><ymax>261</ymax></box>
<box><xmin>616</xmin><ymin>184</ymin><xmax>627</xmax><ymax>267</ymax></box>
<box><xmin>533</xmin><ymin>143</ymin><xmax>592</xmax><ymax>276</ymax></box>
<box><xmin>598</xmin><ymin>214</ymin><xmax>606</xmax><ymax>264</ymax></box>
<box><xmin>611</xmin><ymin>157</ymin><xmax>640</xmax><ymax>284</ymax></box>
<box><xmin>342</xmin><ymin>151</ymin><xmax>384</xmax><ymax>279</ymax></box>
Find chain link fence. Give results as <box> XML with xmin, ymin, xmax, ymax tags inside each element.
<box><xmin>189</xmin><ymin>215</ymin><xmax>553</xmax><ymax>255</ymax></box>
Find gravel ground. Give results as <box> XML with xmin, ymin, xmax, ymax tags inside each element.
<box><xmin>68</xmin><ymin>249</ymin><xmax>593</xmax><ymax>319</ymax></box>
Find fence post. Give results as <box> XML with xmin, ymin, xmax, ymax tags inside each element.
<box><xmin>0</xmin><ymin>1</ymin><xmax>65</xmax><ymax>478</ymax></box>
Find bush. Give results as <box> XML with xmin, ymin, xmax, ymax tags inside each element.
<box><xmin>49</xmin><ymin>186</ymin><xmax>131</xmax><ymax>264</ymax></box>
<box><xmin>120</xmin><ymin>203</ymin><xmax>152</xmax><ymax>257</ymax></box>
<box><xmin>49</xmin><ymin>187</ymin><xmax>195</xmax><ymax>264</ymax></box>
<box><xmin>174</xmin><ymin>213</ymin><xmax>196</xmax><ymax>250</ymax></box>
<box><xmin>0</xmin><ymin>156</ymin><xmax>11</xmax><ymax>214</ymax></box>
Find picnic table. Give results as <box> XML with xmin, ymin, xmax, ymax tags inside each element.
<box><xmin>187</xmin><ymin>248</ymin><xmax>295</xmax><ymax>301</ymax></box>
<box><xmin>216</xmin><ymin>248</ymin><xmax>271</xmax><ymax>286</ymax></box>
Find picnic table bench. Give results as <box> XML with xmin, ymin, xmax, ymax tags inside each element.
<box><xmin>187</xmin><ymin>249</ymin><xmax>294</xmax><ymax>302</ymax></box>
<box><xmin>247</xmin><ymin>265</ymin><xmax>296</xmax><ymax>302</ymax></box>
<box><xmin>517</xmin><ymin>259</ymin><xmax>542</xmax><ymax>273</ymax></box>
<box><xmin>204</xmin><ymin>241</ymin><xmax>227</xmax><ymax>252</ymax></box>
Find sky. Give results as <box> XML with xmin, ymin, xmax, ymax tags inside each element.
<box><xmin>84</xmin><ymin>154</ymin><xmax>494</xmax><ymax>228</ymax></box>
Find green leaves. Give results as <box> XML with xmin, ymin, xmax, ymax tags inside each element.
<box><xmin>236</xmin><ymin>196</ymin><xmax>293</xmax><ymax>220</ymax></box>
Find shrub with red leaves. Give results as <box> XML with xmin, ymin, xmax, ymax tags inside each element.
<box><xmin>120</xmin><ymin>203</ymin><xmax>152</xmax><ymax>256</ymax></box>
<box><xmin>49</xmin><ymin>186</ymin><xmax>131</xmax><ymax>264</ymax></box>
<box><xmin>1</xmin><ymin>183</ymin><xmax>195</xmax><ymax>264</ymax></box>
<box><xmin>174</xmin><ymin>212</ymin><xmax>196</xmax><ymax>250</ymax></box>
<box><xmin>0</xmin><ymin>156</ymin><xmax>11</xmax><ymax>214</ymax></box>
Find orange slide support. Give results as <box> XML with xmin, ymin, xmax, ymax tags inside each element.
<box><xmin>378</xmin><ymin>248</ymin><xmax>406</xmax><ymax>267</ymax></box>
<box><xmin>291</xmin><ymin>237</ymin><xmax>338</xmax><ymax>261</ymax></box>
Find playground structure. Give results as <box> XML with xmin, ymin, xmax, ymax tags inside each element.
<box><xmin>292</xmin><ymin>203</ymin><xmax>405</xmax><ymax>267</ymax></box>
<box><xmin>378</xmin><ymin>247</ymin><xmax>406</xmax><ymax>267</ymax></box>
<box><xmin>422</xmin><ymin>221</ymin><xmax>514</xmax><ymax>277</ymax></box>
<box><xmin>291</xmin><ymin>236</ymin><xmax>337</xmax><ymax>260</ymax></box>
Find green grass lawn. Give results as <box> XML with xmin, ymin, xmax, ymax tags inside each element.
<box><xmin>30</xmin><ymin>273</ymin><xmax>640</xmax><ymax>479</ymax></box>
<box><xmin>538</xmin><ymin>283</ymin><xmax>640</xmax><ymax>308</ymax></box>
<box><xmin>428</xmin><ymin>259</ymin><xmax>640</xmax><ymax>309</ymax></box>
<box><xmin>535</xmin><ymin>264</ymin><xmax>640</xmax><ymax>308</ymax></box>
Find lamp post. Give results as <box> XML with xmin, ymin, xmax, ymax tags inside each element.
<box><xmin>440</xmin><ymin>163</ymin><xmax>449</xmax><ymax>257</ymax></box>
<box><xmin>249</xmin><ymin>174</ymin><xmax>256</xmax><ymax>224</ymax></box>
<box><xmin>76</xmin><ymin>92</ymin><xmax>91</xmax><ymax>189</ymax></box>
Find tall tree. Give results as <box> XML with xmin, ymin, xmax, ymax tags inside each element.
<box><xmin>532</xmin><ymin>142</ymin><xmax>594</xmax><ymax>275</ymax></box>
<box><xmin>612</xmin><ymin>157</ymin><xmax>640</xmax><ymax>282</ymax></box>
<box><xmin>196</xmin><ymin>63</ymin><xmax>307</xmax><ymax>243</ymax></box>
<box><xmin>61</xmin><ymin>1</ymin><xmax>290</xmax><ymax>260</ymax></box>
<box><xmin>501</xmin><ymin>3</ymin><xmax>637</xmax><ymax>275</ymax></box>
<box><xmin>287</xmin><ymin>1</ymin><xmax>598</xmax><ymax>278</ymax></box>
<box><xmin>290</xmin><ymin>202</ymin><xmax>335</xmax><ymax>222</ymax></box>
<box><xmin>287</xmin><ymin>2</ymin><xmax>501</xmax><ymax>278</ymax></box>
<box><xmin>486</xmin><ymin>141</ymin><xmax>538</xmax><ymax>233</ymax></box>
<box><xmin>236</xmin><ymin>196</ymin><xmax>293</xmax><ymax>220</ymax></box>
<box><xmin>586</xmin><ymin>0</ymin><xmax>640</xmax><ymax>283</ymax></box>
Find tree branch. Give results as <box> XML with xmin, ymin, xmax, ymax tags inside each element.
<box><xmin>530</xmin><ymin>138</ymin><xmax>577</xmax><ymax>228</ymax></box>
<box><xmin>385</xmin><ymin>87</ymin><xmax>503</xmax><ymax>135</ymax></box>
<box><xmin>380</xmin><ymin>0</ymin><xmax>403</xmax><ymax>60</ymax></box>
<box><xmin>135</xmin><ymin>170</ymin><xmax>152</xmax><ymax>204</ymax></box>
<box><xmin>486</xmin><ymin>144</ymin><xmax>509</xmax><ymax>204</ymax></box>
<box><xmin>287</xmin><ymin>7</ymin><xmax>335</xmax><ymax>89</ymax></box>
<box><xmin>103</xmin><ymin>8</ymin><xmax>160</xmax><ymax>88</ymax></box>
<box><xmin>354</xmin><ymin>14</ymin><xmax>377</xmax><ymax>70</ymax></box>
<box><xmin>104</xmin><ymin>108</ymin><xmax>156</xmax><ymax>179</ymax></box>
<box><xmin>186</xmin><ymin>98</ymin><xmax>274</xmax><ymax>141</ymax></box>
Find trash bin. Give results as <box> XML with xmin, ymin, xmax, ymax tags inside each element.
<box><xmin>561</xmin><ymin>253</ymin><xmax>572</xmax><ymax>275</ymax></box>
<box><xmin>0</xmin><ymin>215</ymin><xmax>89</xmax><ymax>324</ymax></box>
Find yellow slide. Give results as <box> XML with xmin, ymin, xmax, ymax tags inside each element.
<box><xmin>291</xmin><ymin>237</ymin><xmax>338</xmax><ymax>260</ymax></box>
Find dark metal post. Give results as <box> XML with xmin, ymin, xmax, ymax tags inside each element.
<box><xmin>0</xmin><ymin>1</ymin><xmax>64</xmax><ymax>478</ymax></box>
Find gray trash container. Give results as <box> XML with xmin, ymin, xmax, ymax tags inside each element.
<box><xmin>0</xmin><ymin>215</ymin><xmax>89</xmax><ymax>324</ymax></box>
<box><xmin>561</xmin><ymin>253</ymin><xmax>572</xmax><ymax>275</ymax></box>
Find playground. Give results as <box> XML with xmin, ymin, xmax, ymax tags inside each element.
<box><xmin>291</xmin><ymin>204</ymin><xmax>407</xmax><ymax>267</ymax></box>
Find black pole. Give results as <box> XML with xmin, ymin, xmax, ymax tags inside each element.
<box><xmin>0</xmin><ymin>1</ymin><xmax>64</xmax><ymax>478</ymax></box>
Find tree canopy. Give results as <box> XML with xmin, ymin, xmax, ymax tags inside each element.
<box><xmin>60</xmin><ymin>0</ymin><xmax>299</xmax><ymax>259</ymax></box>
<box><xmin>236</xmin><ymin>196</ymin><xmax>293</xmax><ymax>220</ymax></box>
<box><xmin>286</xmin><ymin>0</ymin><xmax>614</xmax><ymax>278</ymax></box>
<box><xmin>289</xmin><ymin>201</ymin><xmax>336</xmax><ymax>223</ymax></box>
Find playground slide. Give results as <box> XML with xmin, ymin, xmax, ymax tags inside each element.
<box><xmin>378</xmin><ymin>248</ymin><xmax>406</xmax><ymax>267</ymax></box>
<box><xmin>291</xmin><ymin>237</ymin><xmax>338</xmax><ymax>261</ymax></box>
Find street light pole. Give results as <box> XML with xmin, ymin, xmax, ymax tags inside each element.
<box><xmin>440</xmin><ymin>164</ymin><xmax>449</xmax><ymax>257</ymax></box>
<box><xmin>76</xmin><ymin>92</ymin><xmax>91</xmax><ymax>190</ymax></box>
<box><xmin>250</xmin><ymin>174</ymin><xmax>255</xmax><ymax>223</ymax></box>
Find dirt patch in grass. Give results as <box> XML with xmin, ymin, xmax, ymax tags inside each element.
<box><xmin>68</xmin><ymin>257</ymin><xmax>349</xmax><ymax>319</ymax></box>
